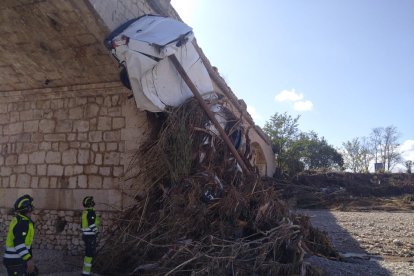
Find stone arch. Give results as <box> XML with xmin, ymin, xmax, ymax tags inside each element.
<box><xmin>250</xmin><ymin>142</ymin><xmax>267</xmax><ymax>176</ymax></box>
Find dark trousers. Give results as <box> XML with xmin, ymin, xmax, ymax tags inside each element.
<box><xmin>82</xmin><ymin>235</ymin><xmax>97</xmax><ymax>275</ymax></box>
<box><xmin>83</xmin><ymin>235</ymin><xmax>97</xmax><ymax>258</ymax></box>
<box><xmin>3</xmin><ymin>259</ymin><xmax>27</xmax><ymax>276</ymax></box>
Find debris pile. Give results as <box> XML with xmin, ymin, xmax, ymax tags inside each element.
<box><xmin>274</xmin><ymin>172</ymin><xmax>414</xmax><ymax>210</ymax></box>
<box><xmin>95</xmin><ymin>99</ymin><xmax>338</xmax><ymax>275</ymax></box>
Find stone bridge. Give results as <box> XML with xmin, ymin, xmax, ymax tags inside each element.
<box><xmin>0</xmin><ymin>0</ymin><xmax>274</xmax><ymax>253</ymax></box>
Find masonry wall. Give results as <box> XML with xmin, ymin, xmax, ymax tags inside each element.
<box><xmin>0</xmin><ymin>0</ymin><xmax>167</xmax><ymax>255</ymax></box>
<box><xmin>88</xmin><ymin>0</ymin><xmax>155</xmax><ymax>31</ymax></box>
<box><xmin>0</xmin><ymin>0</ymin><xmax>275</xmax><ymax>254</ymax></box>
<box><xmin>0</xmin><ymin>83</ymin><xmax>148</xmax><ymax>253</ymax></box>
<box><xmin>89</xmin><ymin>0</ymin><xmax>275</xmax><ymax>177</ymax></box>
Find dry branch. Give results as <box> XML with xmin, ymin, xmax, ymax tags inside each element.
<box><xmin>95</xmin><ymin>99</ymin><xmax>337</xmax><ymax>275</ymax></box>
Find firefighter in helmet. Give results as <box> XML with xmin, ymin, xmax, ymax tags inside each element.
<box><xmin>81</xmin><ymin>196</ymin><xmax>100</xmax><ymax>276</ymax></box>
<box><xmin>3</xmin><ymin>194</ymin><xmax>38</xmax><ymax>276</ymax></box>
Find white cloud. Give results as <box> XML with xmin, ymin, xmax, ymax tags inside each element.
<box><xmin>399</xmin><ymin>139</ymin><xmax>414</xmax><ymax>161</ymax></box>
<box><xmin>274</xmin><ymin>89</ymin><xmax>303</xmax><ymax>102</ymax></box>
<box><xmin>274</xmin><ymin>89</ymin><xmax>313</xmax><ymax>112</ymax></box>
<box><xmin>247</xmin><ymin>105</ymin><xmax>263</xmax><ymax>122</ymax></box>
<box><xmin>293</xmin><ymin>100</ymin><xmax>313</xmax><ymax>111</ymax></box>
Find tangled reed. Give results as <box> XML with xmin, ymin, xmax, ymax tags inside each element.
<box><xmin>95</xmin><ymin>99</ymin><xmax>337</xmax><ymax>275</ymax></box>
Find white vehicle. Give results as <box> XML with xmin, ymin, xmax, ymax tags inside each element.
<box><xmin>105</xmin><ymin>15</ymin><xmax>215</xmax><ymax>112</ymax></box>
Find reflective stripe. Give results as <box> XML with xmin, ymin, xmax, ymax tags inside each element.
<box><xmin>18</xmin><ymin>249</ymin><xmax>29</xmax><ymax>256</ymax></box>
<box><xmin>5</xmin><ymin>245</ymin><xmax>31</xmax><ymax>260</ymax></box>
<box><xmin>15</xmin><ymin>244</ymin><xmax>26</xmax><ymax>250</ymax></box>
<box><xmin>5</xmin><ymin>215</ymin><xmax>34</xmax><ymax>257</ymax></box>
<box><xmin>83</xmin><ymin>262</ymin><xmax>92</xmax><ymax>267</ymax></box>
<box><xmin>17</xmin><ymin>198</ymin><xmax>30</xmax><ymax>209</ymax></box>
<box><xmin>82</xmin><ymin>231</ymin><xmax>95</xmax><ymax>234</ymax></box>
<box><xmin>8</xmin><ymin>246</ymin><xmax>31</xmax><ymax>252</ymax></box>
<box><xmin>82</xmin><ymin>228</ymin><xmax>93</xmax><ymax>232</ymax></box>
<box><xmin>82</xmin><ymin>208</ymin><xmax>99</xmax><ymax>235</ymax></box>
<box><xmin>82</xmin><ymin>271</ymin><xmax>91</xmax><ymax>275</ymax></box>
<box><xmin>4</xmin><ymin>253</ymin><xmax>21</xmax><ymax>258</ymax></box>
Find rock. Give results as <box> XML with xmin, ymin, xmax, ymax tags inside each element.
<box><xmin>393</xmin><ymin>239</ymin><xmax>403</xmax><ymax>246</ymax></box>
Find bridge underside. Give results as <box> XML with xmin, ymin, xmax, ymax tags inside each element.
<box><xmin>0</xmin><ymin>0</ymin><xmax>118</xmax><ymax>92</ymax></box>
<box><xmin>0</xmin><ymin>0</ymin><xmax>275</xmax><ymax>256</ymax></box>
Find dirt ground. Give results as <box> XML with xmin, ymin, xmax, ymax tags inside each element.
<box><xmin>0</xmin><ymin>248</ymin><xmax>83</xmax><ymax>275</ymax></box>
<box><xmin>1</xmin><ymin>210</ymin><xmax>413</xmax><ymax>275</ymax></box>
<box><xmin>299</xmin><ymin>210</ymin><xmax>414</xmax><ymax>276</ymax></box>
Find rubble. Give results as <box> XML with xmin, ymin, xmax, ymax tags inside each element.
<box><xmin>95</xmin><ymin>99</ymin><xmax>338</xmax><ymax>275</ymax></box>
<box><xmin>273</xmin><ymin>172</ymin><xmax>414</xmax><ymax>210</ymax></box>
<box><xmin>97</xmin><ymin>14</ymin><xmax>342</xmax><ymax>276</ymax></box>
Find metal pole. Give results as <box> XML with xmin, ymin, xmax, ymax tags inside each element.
<box><xmin>169</xmin><ymin>54</ymin><xmax>251</xmax><ymax>175</ymax></box>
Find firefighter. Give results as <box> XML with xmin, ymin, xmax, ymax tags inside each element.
<box><xmin>3</xmin><ymin>194</ymin><xmax>37</xmax><ymax>276</ymax></box>
<box><xmin>81</xmin><ymin>196</ymin><xmax>100</xmax><ymax>276</ymax></box>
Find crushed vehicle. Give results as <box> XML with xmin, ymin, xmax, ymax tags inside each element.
<box><xmin>97</xmin><ymin>14</ymin><xmax>337</xmax><ymax>276</ymax></box>
<box><xmin>105</xmin><ymin>14</ymin><xmax>250</xmax><ymax>171</ymax></box>
<box><xmin>105</xmin><ymin>14</ymin><xmax>215</xmax><ymax>112</ymax></box>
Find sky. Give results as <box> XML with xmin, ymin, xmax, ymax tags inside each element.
<box><xmin>171</xmin><ymin>0</ymin><xmax>414</xmax><ymax>169</ymax></box>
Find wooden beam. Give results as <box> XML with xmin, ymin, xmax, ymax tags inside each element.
<box><xmin>192</xmin><ymin>41</ymin><xmax>270</xmax><ymax>146</ymax></box>
<box><xmin>169</xmin><ymin>54</ymin><xmax>251</xmax><ymax>175</ymax></box>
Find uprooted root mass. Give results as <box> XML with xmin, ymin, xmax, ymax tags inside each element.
<box><xmin>95</xmin><ymin>99</ymin><xmax>337</xmax><ymax>275</ymax></box>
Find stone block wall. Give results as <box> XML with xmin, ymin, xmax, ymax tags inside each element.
<box><xmin>0</xmin><ymin>208</ymin><xmax>118</xmax><ymax>255</ymax></box>
<box><xmin>88</xmin><ymin>0</ymin><xmax>160</xmax><ymax>31</ymax></box>
<box><xmin>0</xmin><ymin>0</ymin><xmax>275</xmax><ymax>255</ymax></box>
<box><xmin>0</xmin><ymin>82</ymin><xmax>149</xmax><ymax>252</ymax></box>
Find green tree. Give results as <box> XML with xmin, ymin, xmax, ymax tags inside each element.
<box><xmin>263</xmin><ymin>113</ymin><xmax>343</xmax><ymax>175</ymax></box>
<box><xmin>342</xmin><ymin>138</ymin><xmax>361</xmax><ymax>172</ymax></box>
<box><xmin>296</xmin><ymin>132</ymin><xmax>344</xmax><ymax>171</ymax></box>
<box><xmin>263</xmin><ymin>112</ymin><xmax>300</xmax><ymax>171</ymax></box>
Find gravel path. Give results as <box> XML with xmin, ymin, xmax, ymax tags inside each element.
<box><xmin>299</xmin><ymin>210</ymin><xmax>414</xmax><ymax>276</ymax></box>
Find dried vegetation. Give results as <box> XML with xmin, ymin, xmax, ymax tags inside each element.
<box><xmin>95</xmin><ymin>99</ymin><xmax>337</xmax><ymax>275</ymax></box>
<box><xmin>274</xmin><ymin>172</ymin><xmax>414</xmax><ymax>211</ymax></box>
